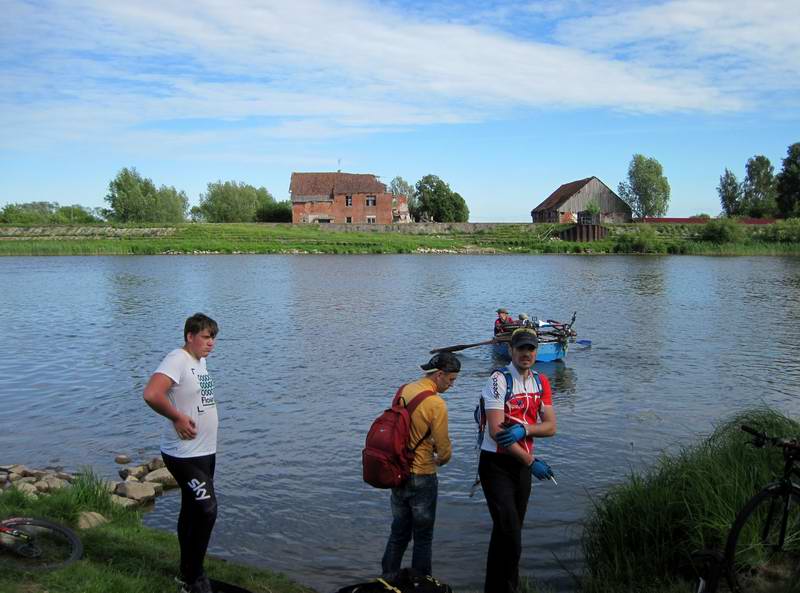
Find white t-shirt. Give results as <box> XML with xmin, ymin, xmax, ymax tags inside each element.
<box><xmin>154</xmin><ymin>348</ymin><xmax>218</xmax><ymax>458</ymax></box>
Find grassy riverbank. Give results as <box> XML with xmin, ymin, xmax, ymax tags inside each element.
<box><xmin>2</xmin><ymin>220</ymin><xmax>800</xmax><ymax>255</ymax></box>
<box><xmin>580</xmin><ymin>409</ymin><xmax>800</xmax><ymax>593</ymax></box>
<box><xmin>0</xmin><ymin>473</ymin><xmax>314</xmax><ymax>593</ymax></box>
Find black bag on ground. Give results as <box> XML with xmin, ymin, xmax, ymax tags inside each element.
<box><xmin>334</xmin><ymin>568</ymin><xmax>453</xmax><ymax>593</ymax></box>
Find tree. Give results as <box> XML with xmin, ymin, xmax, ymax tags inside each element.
<box><xmin>256</xmin><ymin>200</ymin><xmax>292</xmax><ymax>222</ymax></box>
<box><xmin>0</xmin><ymin>202</ymin><xmax>98</xmax><ymax>224</ymax></box>
<box><xmin>414</xmin><ymin>175</ymin><xmax>469</xmax><ymax>222</ymax></box>
<box><xmin>777</xmin><ymin>142</ymin><xmax>800</xmax><ymax>218</ymax></box>
<box><xmin>198</xmin><ymin>181</ymin><xmax>273</xmax><ymax>223</ymax></box>
<box><xmin>105</xmin><ymin>167</ymin><xmax>187</xmax><ymax>223</ymax></box>
<box><xmin>389</xmin><ymin>176</ymin><xmax>418</xmax><ymax>220</ymax></box>
<box><xmin>741</xmin><ymin>155</ymin><xmax>777</xmax><ymax>218</ymax></box>
<box><xmin>617</xmin><ymin>154</ymin><xmax>671</xmax><ymax>219</ymax></box>
<box><xmin>717</xmin><ymin>168</ymin><xmax>743</xmax><ymax>217</ymax></box>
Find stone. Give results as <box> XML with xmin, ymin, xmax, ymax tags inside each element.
<box><xmin>127</xmin><ymin>465</ymin><xmax>149</xmax><ymax>479</ymax></box>
<box><xmin>110</xmin><ymin>494</ymin><xmax>137</xmax><ymax>508</ymax></box>
<box><xmin>44</xmin><ymin>476</ymin><xmax>68</xmax><ymax>491</ymax></box>
<box><xmin>114</xmin><ymin>454</ymin><xmax>132</xmax><ymax>464</ymax></box>
<box><xmin>13</xmin><ymin>482</ymin><xmax>38</xmax><ymax>499</ymax></box>
<box><xmin>124</xmin><ymin>475</ymin><xmax>140</xmax><ymax>482</ymax></box>
<box><xmin>55</xmin><ymin>472</ymin><xmax>73</xmax><ymax>482</ymax></box>
<box><xmin>7</xmin><ymin>473</ymin><xmax>22</xmax><ymax>482</ymax></box>
<box><xmin>141</xmin><ymin>481</ymin><xmax>163</xmax><ymax>496</ymax></box>
<box><xmin>102</xmin><ymin>480</ymin><xmax>117</xmax><ymax>493</ymax></box>
<box><xmin>34</xmin><ymin>480</ymin><xmax>49</xmax><ymax>492</ymax></box>
<box><xmin>78</xmin><ymin>511</ymin><xmax>109</xmax><ymax>529</ymax></box>
<box><xmin>143</xmin><ymin>467</ymin><xmax>177</xmax><ymax>488</ymax></box>
<box><xmin>118</xmin><ymin>468</ymin><xmax>130</xmax><ymax>479</ymax></box>
<box><xmin>9</xmin><ymin>464</ymin><xmax>31</xmax><ymax>477</ymax></box>
<box><xmin>29</xmin><ymin>469</ymin><xmax>48</xmax><ymax>479</ymax></box>
<box><xmin>115</xmin><ymin>481</ymin><xmax>156</xmax><ymax>503</ymax></box>
<box><xmin>147</xmin><ymin>457</ymin><xmax>165</xmax><ymax>471</ymax></box>
<box><xmin>17</xmin><ymin>476</ymin><xmax>37</xmax><ymax>484</ymax></box>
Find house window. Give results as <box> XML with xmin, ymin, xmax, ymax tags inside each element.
<box><xmin>345</xmin><ymin>195</ymin><xmax>352</xmax><ymax>207</ymax></box>
<box><xmin>367</xmin><ymin>216</ymin><xmax>376</xmax><ymax>224</ymax></box>
<box><xmin>346</xmin><ymin>216</ymin><xmax>352</xmax><ymax>223</ymax></box>
<box><xmin>366</xmin><ymin>195</ymin><xmax>377</xmax><ymax>207</ymax></box>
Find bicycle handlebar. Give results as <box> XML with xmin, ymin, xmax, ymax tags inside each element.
<box><xmin>741</xmin><ymin>424</ymin><xmax>800</xmax><ymax>452</ymax></box>
<box><xmin>741</xmin><ymin>425</ymin><xmax>763</xmax><ymax>437</ymax></box>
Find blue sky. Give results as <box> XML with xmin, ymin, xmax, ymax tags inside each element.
<box><xmin>2</xmin><ymin>0</ymin><xmax>799</xmax><ymax>221</ymax></box>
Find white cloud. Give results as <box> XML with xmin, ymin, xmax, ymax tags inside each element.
<box><xmin>2</xmin><ymin>0</ymin><xmax>797</xmax><ymax>152</ymax></box>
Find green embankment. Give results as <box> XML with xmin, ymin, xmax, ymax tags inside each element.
<box><xmin>1</xmin><ymin>220</ymin><xmax>799</xmax><ymax>255</ymax></box>
<box><xmin>0</xmin><ymin>473</ymin><xmax>314</xmax><ymax>593</ymax></box>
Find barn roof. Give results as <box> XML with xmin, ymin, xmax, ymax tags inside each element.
<box><xmin>532</xmin><ymin>177</ymin><xmax>594</xmax><ymax>212</ymax></box>
<box><xmin>290</xmin><ymin>172</ymin><xmax>386</xmax><ymax>201</ymax></box>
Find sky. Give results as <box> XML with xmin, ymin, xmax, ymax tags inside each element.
<box><xmin>2</xmin><ymin>0</ymin><xmax>799</xmax><ymax>221</ymax></box>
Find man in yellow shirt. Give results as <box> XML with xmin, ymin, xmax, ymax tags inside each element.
<box><xmin>381</xmin><ymin>352</ymin><xmax>460</xmax><ymax>580</ymax></box>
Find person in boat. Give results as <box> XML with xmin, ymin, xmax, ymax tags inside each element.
<box><xmin>381</xmin><ymin>352</ymin><xmax>459</xmax><ymax>581</ymax></box>
<box><xmin>494</xmin><ymin>308</ymin><xmax>513</xmax><ymax>335</ymax></box>
<box><xmin>143</xmin><ymin>313</ymin><xmax>220</xmax><ymax>593</ymax></box>
<box><xmin>478</xmin><ymin>328</ymin><xmax>557</xmax><ymax>593</ymax></box>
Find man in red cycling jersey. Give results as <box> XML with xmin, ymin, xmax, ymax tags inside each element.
<box><xmin>478</xmin><ymin>328</ymin><xmax>557</xmax><ymax>593</ymax></box>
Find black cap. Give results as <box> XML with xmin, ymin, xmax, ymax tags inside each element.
<box><xmin>420</xmin><ymin>352</ymin><xmax>462</xmax><ymax>373</ymax></box>
<box><xmin>510</xmin><ymin>328</ymin><xmax>538</xmax><ymax>349</ymax></box>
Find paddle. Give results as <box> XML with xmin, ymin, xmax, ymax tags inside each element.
<box><xmin>430</xmin><ymin>338</ymin><xmax>497</xmax><ymax>354</ymax></box>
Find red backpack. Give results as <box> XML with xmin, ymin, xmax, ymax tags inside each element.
<box><xmin>362</xmin><ymin>386</ymin><xmax>436</xmax><ymax>489</ymax></box>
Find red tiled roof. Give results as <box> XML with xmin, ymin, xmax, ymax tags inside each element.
<box><xmin>290</xmin><ymin>172</ymin><xmax>386</xmax><ymax>200</ymax></box>
<box><xmin>532</xmin><ymin>177</ymin><xmax>593</xmax><ymax>212</ymax></box>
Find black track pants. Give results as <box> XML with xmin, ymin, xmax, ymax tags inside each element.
<box><xmin>479</xmin><ymin>451</ymin><xmax>532</xmax><ymax>593</ymax></box>
<box><xmin>162</xmin><ymin>452</ymin><xmax>218</xmax><ymax>583</ymax></box>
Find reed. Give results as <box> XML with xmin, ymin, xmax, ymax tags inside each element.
<box><xmin>580</xmin><ymin>409</ymin><xmax>799</xmax><ymax>593</ymax></box>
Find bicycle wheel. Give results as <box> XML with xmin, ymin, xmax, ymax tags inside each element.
<box><xmin>725</xmin><ymin>483</ymin><xmax>800</xmax><ymax>593</ymax></box>
<box><xmin>0</xmin><ymin>517</ymin><xmax>83</xmax><ymax>572</ymax></box>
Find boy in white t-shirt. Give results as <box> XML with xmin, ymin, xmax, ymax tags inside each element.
<box><xmin>143</xmin><ymin>313</ymin><xmax>219</xmax><ymax>593</ymax></box>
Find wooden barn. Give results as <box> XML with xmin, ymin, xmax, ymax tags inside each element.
<box><xmin>531</xmin><ymin>177</ymin><xmax>632</xmax><ymax>224</ymax></box>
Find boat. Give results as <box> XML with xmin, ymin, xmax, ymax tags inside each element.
<box><xmin>492</xmin><ymin>315</ymin><xmax>576</xmax><ymax>363</ymax></box>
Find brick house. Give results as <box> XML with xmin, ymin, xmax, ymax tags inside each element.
<box><xmin>290</xmin><ymin>172</ymin><xmax>411</xmax><ymax>224</ymax></box>
<box><xmin>531</xmin><ymin>177</ymin><xmax>632</xmax><ymax>224</ymax></box>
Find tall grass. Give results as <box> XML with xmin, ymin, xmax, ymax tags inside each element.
<box><xmin>580</xmin><ymin>409</ymin><xmax>800</xmax><ymax>593</ymax></box>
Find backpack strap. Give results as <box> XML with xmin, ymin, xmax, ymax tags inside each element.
<box><xmin>399</xmin><ymin>389</ymin><xmax>437</xmax><ymax>451</ymax></box>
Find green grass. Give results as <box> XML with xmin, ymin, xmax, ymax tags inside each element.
<box><xmin>0</xmin><ymin>472</ymin><xmax>315</xmax><ymax>593</ymax></box>
<box><xmin>580</xmin><ymin>409</ymin><xmax>800</xmax><ymax>593</ymax></box>
<box><xmin>1</xmin><ymin>222</ymin><xmax>800</xmax><ymax>255</ymax></box>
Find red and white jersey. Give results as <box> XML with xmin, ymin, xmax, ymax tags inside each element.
<box><xmin>480</xmin><ymin>365</ymin><xmax>552</xmax><ymax>455</ymax></box>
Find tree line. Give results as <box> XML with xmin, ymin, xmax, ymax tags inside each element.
<box><xmin>717</xmin><ymin>143</ymin><xmax>800</xmax><ymax>219</ymax></box>
<box><xmin>0</xmin><ymin>167</ymin><xmax>293</xmax><ymax>224</ymax></box>
<box><xmin>1</xmin><ymin>168</ymin><xmax>470</xmax><ymax>225</ymax></box>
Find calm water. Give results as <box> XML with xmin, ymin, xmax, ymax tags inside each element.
<box><xmin>2</xmin><ymin>255</ymin><xmax>800</xmax><ymax>592</ymax></box>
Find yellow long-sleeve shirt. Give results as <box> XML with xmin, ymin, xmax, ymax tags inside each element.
<box><xmin>399</xmin><ymin>377</ymin><xmax>452</xmax><ymax>475</ymax></box>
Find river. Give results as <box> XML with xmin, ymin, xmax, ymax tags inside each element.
<box><xmin>2</xmin><ymin>255</ymin><xmax>799</xmax><ymax>592</ymax></box>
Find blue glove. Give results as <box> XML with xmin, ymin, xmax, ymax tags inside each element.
<box><xmin>531</xmin><ymin>458</ymin><xmax>554</xmax><ymax>481</ymax></box>
<box><xmin>496</xmin><ymin>424</ymin><xmax>526</xmax><ymax>448</ymax></box>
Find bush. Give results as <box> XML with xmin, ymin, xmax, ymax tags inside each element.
<box><xmin>255</xmin><ymin>200</ymin><xmax>292</xmax><ymax>222</ymax></box>
<box><xmin>700</xmin><ymin>218</ymin><xmax>744</xmax><ymax>243</ymax></box>
<box><xmin>755</xmin><ymin>218</ymin><xmax>800</xmax><ymax>243</ymax></box>
<box><xmin>612</xmin><ymin>225</ymin><xmax>666</xmax><ymax>253</ymax></box>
